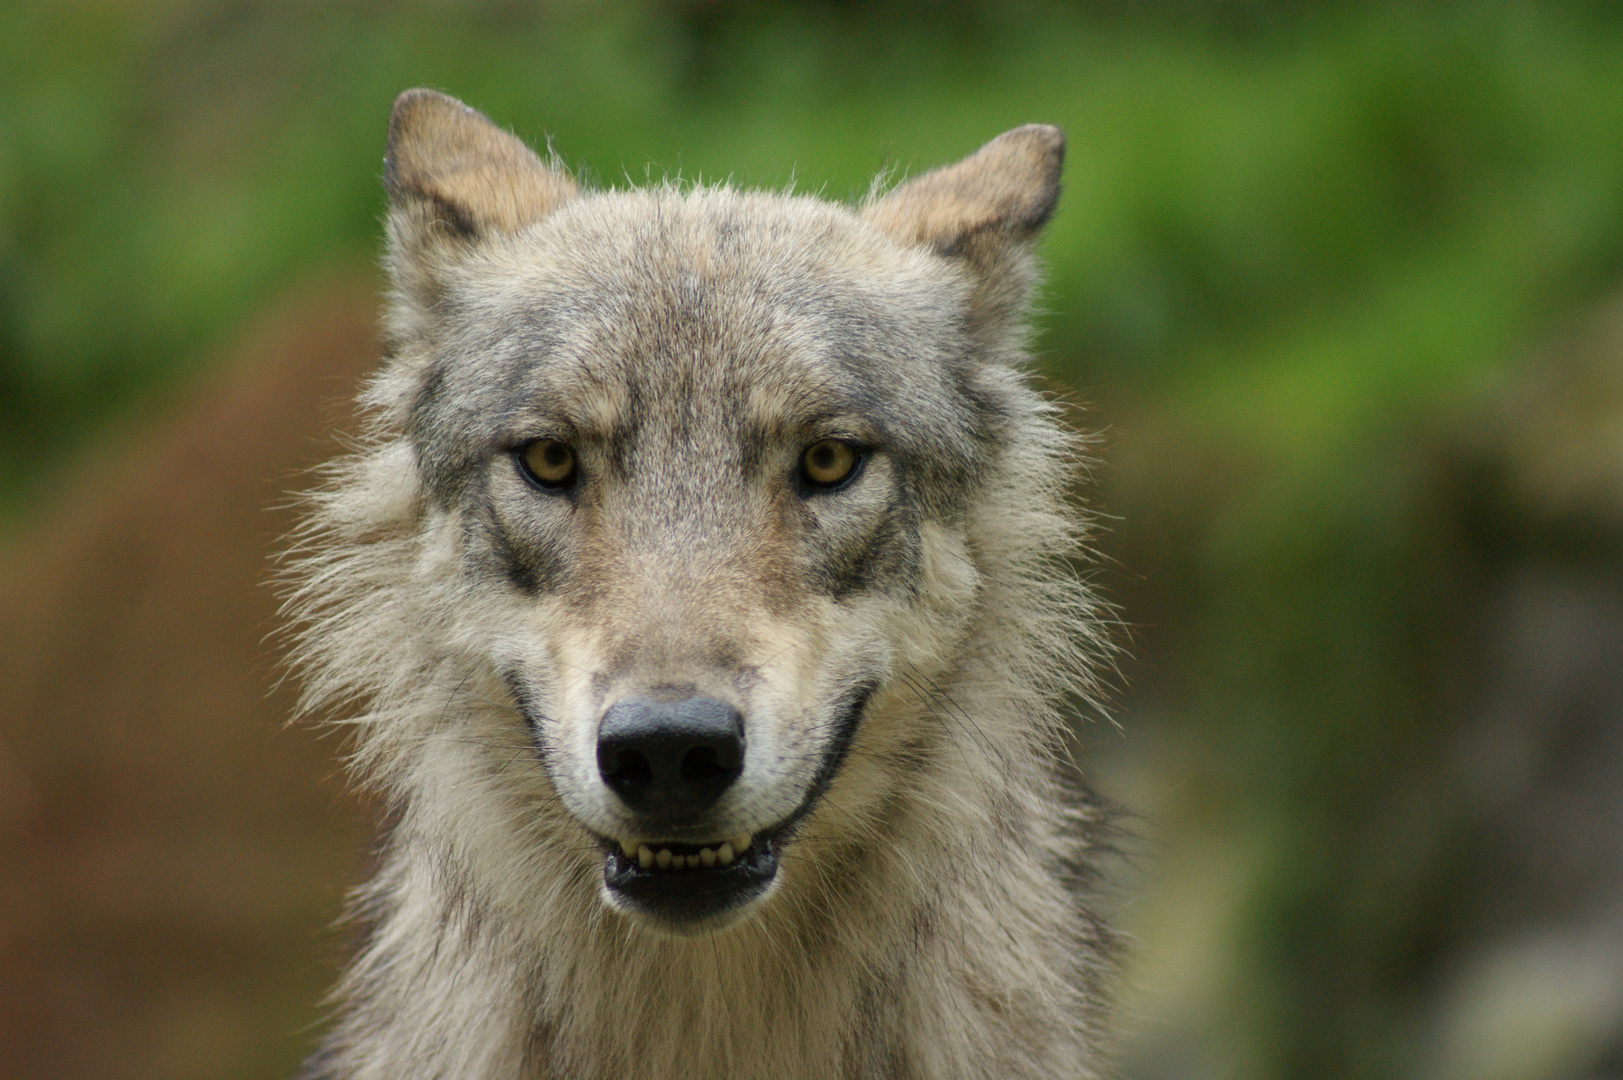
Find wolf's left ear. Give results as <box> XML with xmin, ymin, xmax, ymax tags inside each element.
<box><xmin>863</xmin><ymin>125</ymin><xmax>1063</xmax><ymax>346</ymax></box>
<box><xmin>383</xmin><ymin>89</ymin><xmax>575</xmax><ymax>288</ymax></box>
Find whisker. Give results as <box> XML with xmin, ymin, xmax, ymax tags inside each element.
<box><xmin>897</xmin><ymin>665</ymin><xmax>1000</xmax><ymax>764</ymax></box>
<box><xmin>423</xmin><ymin>678</ymin><xmax>525</xmax><ymax>719</ymax></box>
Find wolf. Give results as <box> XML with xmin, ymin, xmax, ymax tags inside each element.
<box><xmin>284</xmin><ymin>88</ymin><xmax>1117</xmax><ymax>1080</ymax></box>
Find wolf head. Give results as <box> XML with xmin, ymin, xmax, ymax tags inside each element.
<box><xmin>294</xmin><ymin>90</ymin><xmax>1088</xmax><ymax>938</ymax></box>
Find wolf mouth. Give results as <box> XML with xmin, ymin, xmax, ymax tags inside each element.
<box><xmin>600</xmin><ymin>830</ymin><xmax>781</xmax><ymax>927</ymax></box>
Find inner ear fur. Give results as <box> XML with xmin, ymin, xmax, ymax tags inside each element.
<box><xmin>384</xmin><ymin>88</ymin><xmax>576</xmax><ymax>246</ymax></box>
<box><xmin>863</xmin><ymin>125</ymin><xmax>1065</xmax><ymax>348</ymax></box>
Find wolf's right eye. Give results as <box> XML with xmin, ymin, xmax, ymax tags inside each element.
<box><xmin>517</xmin><ymin>439</ymin><xmax>577</xmax><ymax>490</ymax></box>
<box><xmin>799</xmin><ymin>439</ymin><xmax>862</xmax><ymax>491</ymax></box>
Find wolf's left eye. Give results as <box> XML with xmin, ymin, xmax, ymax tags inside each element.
<box><xmin>517</xmin><ymin>438</ymin><xmax>577</xmax><ymax>489</ymax></box>
<box><xmin>799</xmin><ymin>439</ymin><xmax>862</xmax><ymax>490</ymax></box>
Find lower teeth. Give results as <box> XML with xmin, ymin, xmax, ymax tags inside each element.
<box><xmin>629</xmin><ymin>835</ymin><xmax>752</xmax><ymax>871</ymax></box>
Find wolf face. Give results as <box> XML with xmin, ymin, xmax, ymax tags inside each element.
<box><xmin>341</xmin><ymin>90</ymin><xmax>1072</xmax><ymax>936</ymax></box>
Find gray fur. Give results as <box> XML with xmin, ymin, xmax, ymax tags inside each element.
<box><xmin>284</xmin><ymin>89</ymin><xmax>1117</xmax><ymax>1079</ymax></box>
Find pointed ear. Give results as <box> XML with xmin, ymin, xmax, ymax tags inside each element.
<box><xmin>384</xmin><ymin>88</ymin><xmax>576</xmax><ymax>252</ymax></box>
<box><xmin>863</xmin><ymin>125</ymin><xmax>1064</xmax><ymax>346</ymax></box>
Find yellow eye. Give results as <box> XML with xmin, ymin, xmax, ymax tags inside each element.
<box><xmin>520</xmin><ymin>439</ymin><xmax>576</xmax><ymax>488</ymax></box>
<box><xmin>801</xmin><ymin>439</ymin><xmax>859</xmax><ymax>489</ymax></box>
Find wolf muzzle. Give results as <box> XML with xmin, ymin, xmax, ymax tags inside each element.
<box><xmin>594</xmin><ymin>694</ymin><xmax>776</xmax><ymax>930</ymax></box>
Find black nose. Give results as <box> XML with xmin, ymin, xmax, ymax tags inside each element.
<box><xmin>596</xmin><ymin>696</ymin><xmax>745</xmax><ymax>818</ymax></box>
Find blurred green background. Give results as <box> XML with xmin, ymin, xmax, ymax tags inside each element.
<box><xmin>4</xmin><ymin>2</ymin><xmax>1623</xmax><ymax>1078</ymax></box>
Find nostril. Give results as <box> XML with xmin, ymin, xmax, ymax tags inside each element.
<box><xmin>679</xmin><ymin>744</ymin><xmax>739</xmax><ymax>785</ymax></box>
<box><xmin>602</xmin><ymin>747</ymin><xmax>654</xmax><ymax>788</ymax></box>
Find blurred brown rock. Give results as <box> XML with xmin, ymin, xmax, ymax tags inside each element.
<box><xmin>0</xmin><ymin>274</ymin><xmax>379</xmax><ymax>1080</ymax></box>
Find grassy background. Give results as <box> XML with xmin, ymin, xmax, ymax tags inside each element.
<box><xmin>4</xmin><ymin>2</ymin><xmax>1623</xmax><ymax>1078</ymax></box>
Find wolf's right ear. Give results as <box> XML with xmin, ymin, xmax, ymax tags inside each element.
<box><xmin>383</xmin><ymin>89</ymin><xmax>575</xmax><ymax>289</ymax></box>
